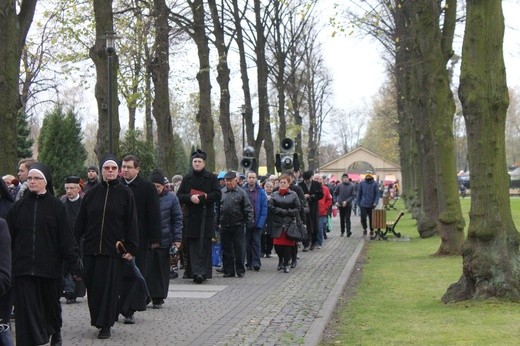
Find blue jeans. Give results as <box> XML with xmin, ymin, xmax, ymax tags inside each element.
<box><xmin>246</xmin><ymin>227</ymin><xmax>262</xmax><ymax>268</ymax></box>
<box><xmin>317</xmin><ymin>216</ymin><xmax>327</xmax><ymax>246</ymax></box>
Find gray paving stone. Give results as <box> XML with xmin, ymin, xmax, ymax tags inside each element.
<box><xmin>14</xmin><ymin>216</ymin><xmax>365</xmax><ymax>345</ymax></box>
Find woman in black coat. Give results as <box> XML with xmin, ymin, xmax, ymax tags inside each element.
<box><xmin>268</xmin><ymin>174</ymin><xmax>301</xmax><ymax>273</ymax></box>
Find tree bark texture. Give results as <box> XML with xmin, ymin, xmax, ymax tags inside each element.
<box><xmin>443</xmin><ymin>0</ymin><xmax>520</xmax><ymax>302</ymax></box>
<box><xmin>150</xmin><ymin>0</ymin><xmax>176</xmax><ymax>177</ymax></box>
<box><xmin>91</xmin><ymin>0</ymin><xmax>120</xmax><ymax>160</ymax></box>
<box><xmin>208</xmin><ymin>0</ymin><xmax>238</xmax><ymax>170</ymax></box>
<box><xmin>231</xmin><ymin>0</ymin><xmax>254</xmax><ymax>149</ymax></box>
<box><xmin>253</xmin><ymin>0</ymin><xmax>275</xmax><ymax>174</ymax></box>
<box><xmin>0</xmin><ymin>0</ymin><xmax>37</xmax><ymax>173</ymax></box>
<box><xmin>190</xmin><ymin>0</ymin><xmax>215</xmax><ymax>172</ymax></box>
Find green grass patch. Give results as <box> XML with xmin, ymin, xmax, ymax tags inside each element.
<box><xmin>323</xmin><ymin>198</ymin><xmax>520</xmax><ymax>345</ymax></box>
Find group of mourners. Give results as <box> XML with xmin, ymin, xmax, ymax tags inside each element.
<box><xmin>0</xmin><ymin>149</ymin><xmax>381</xmax><ymax>345</ymax></box>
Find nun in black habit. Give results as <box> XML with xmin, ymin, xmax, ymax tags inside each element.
<box><xmin>74</xmin><ymin>155</ymin><xmax>139</xmax><ymax>340</ymax></box>
<box><xmin>6</xmin><ymin>162</ymin><xmax>81</xmax><ymax>346</ymax></box>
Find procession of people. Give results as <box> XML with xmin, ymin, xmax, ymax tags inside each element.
<box><xmin>0</xmin><ymin>150</ymin><xmax>379</xmax><ymax>344</ymax></box>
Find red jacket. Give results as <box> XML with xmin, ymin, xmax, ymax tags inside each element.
<box><xmin>318</xmin><ymin>184</ymin><xmax>332</xmax><ymax>216</ymax></box>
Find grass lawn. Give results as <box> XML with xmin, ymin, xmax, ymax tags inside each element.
<box><xmin>322</xmin><ymin>198</ymin><xmax>520</xmax><ymax>345</ymax></box>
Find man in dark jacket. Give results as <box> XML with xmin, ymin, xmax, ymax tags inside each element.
<box><xmin>83</xmin><ymin>166</ymin><xmax>99</xmax><ymax>194</ymax></box>
<box><xmin>357</xmin><ymin>171</ymin><xmax>381</xmax><ymax>237</ymax></box>
<box><xmin>244</xmin><ymin>171</ymin><xmax>268</xmax><ymax>271</ymax></box>
<box><xmin>148</xmin><ymin>169</ymin><xmax>183</xmax><ymax>309</ymax></box>
<box><xmin>119</xmin><ymin>154</ymin><xmax>161</xmax><ymax>324</ymax></box>
<box><xmin>75</xmin><ymin>155</ymin><xmax>139</xmax><ymax>339</ymax></box>
<box><xmin>177</xmin><ymin>150</ymin><xmax>222</xmax><ymax>284</ymax></box>
<box><xmin>298</xmin><ymin>170</ymin><xmax>324</xmax><ymax>251</ymax></box>
<box><xmin>219</xmin><ymin>171</ymin><xmax>254</xmax><ymax>278</ymax></box>
<box><xmin>334</xmin><ymin>173</ymin><xmax>356</xmax><ymax>237</ymax></box>
<box><xmin>7</xmin><ymin>162</ymin><xmax>81</xmax><ymax>345</ymax></box>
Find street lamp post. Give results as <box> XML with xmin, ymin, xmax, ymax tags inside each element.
<box><xmin>241</xmin><ymin>104</ymin><xmax>246</xmax><ymax>152</ymax></box>
<box><xmin>241</xmin><ymin>105</ymin><xmax>247</xmax><ymax>173</ymax></box>
<box><xmin>106</xmin><ymin>31</ymin><xmax>116</xmax><ymax>155</ymax></box>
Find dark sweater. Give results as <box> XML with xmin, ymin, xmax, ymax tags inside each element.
<box><xmin>7</xmin><ymin>191</ymin><xmax>79</xmax><ymax>278</ymax></box>
<box><xmin>75</xmin><ymin>179</ymin><xmax>139</xmax><ymax>257</ymax></box>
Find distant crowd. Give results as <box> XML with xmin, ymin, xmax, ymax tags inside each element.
<box><xmin>0</xmin><ymin>150</ymin><xmax>385</xmax><ymax>345</ymax></box>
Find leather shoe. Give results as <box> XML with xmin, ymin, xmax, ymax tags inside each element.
<box><xmin>223</xmin><ymin>273</ymin><xmax>235</xmax><ymax>277</ymax></box>
<box><xmin>347</xmin><ymin>231</ymin><xmax>352</xmax><ymax>237</ymax></box>
<box><xmin>50</xmin><ymin>332</ymin><xmax>62</xmax><ymax>345</ymax></box>
<box><xmin>237</xmin><ymin>273</ymin><xmax>245</xmax><ymax>278</ymax></box>
<box><xmin>98</xmin><ymin>327</ymin><xmax>111</xmax><ymax>339</ymax></box>
<box><xmin>290</xmin><ymin>260</ymin><xmax>297</xmax><ymax>268</ymax></box>
<box><xmin>124</xmin><ymin>315</ymin><xmax>135</xmax><ymax>324</ymax></box>
<box><xmin>302</xmin><ymin>247</ymin><xmax>309</xmax><ymax>252</ymax></box>
<box><xmin>253</xmin><ymin>266</ymin><xmax>260</xmax><ymax>271</ymax></box>
<box><xmin>193</xmin><ymin>275</ymin><xmax>204</xmax><ymax>284</ymax></box>
<box><xmin>309</xmin><ymin>244</ymin><xmax>315</xmax><ymax>251</ymax></box>
<box><xmin>283</xmin><ymin>266</ymin><xmax>290</xmax><ymax>273</ymax></box>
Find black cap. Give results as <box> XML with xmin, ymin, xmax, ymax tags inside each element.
<box><xmin>303</xmin><ymin>170</ymin><xmax>313</xmax><ymax>180</ymax></box>
<box><xmin>191</xmin><ymin>149</ymin><xmax>207</xmax><ymax>160</ymax></box>
<box><xmin>65</xmin><ymin>176</ymin><xmax>81</xmax><ymax>184</ymax></box>
<box><xmin>224</xmin><ymin>171</ymin><xmax>237</xmax><ymax>179</ymax></box>
<box><xmin>87</xmin><ymin>165</ymin><xmax>99</xmax><ymax>174</ymax></box>
<box><xmin>100</xmin><ymin>154</ymin><xmax>119</xmax><ymax>171</ymax></box>
<box><xmin>149</xmin><ymin>169</ymin><xmax>166</xmax><ymax>185</ymax></box>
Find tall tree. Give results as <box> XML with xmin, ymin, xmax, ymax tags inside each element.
<box><xmin>403</xmin><ymin>0</ymin><xmax>464</xmax><ymax>253</ymax></box>
<box><xmin>443</xmin><ymin>0</ymin><xmax>520</xmax><ymax>302</ymax></box>
<box><xmin>208</xmin><ymin>0</ymin><xmax>238</xmax><ymax>170</ymax></box>
<box><xmin>90</xmin><ymin>0</ymin><xmax>120</xmax><ymax>159</ymax></box>
<box><xmin>169</xmin><ymin>1</ymin><xmax>216</xmax><ymax>171</ymax></box>
<box><xmin>149</xmin><ymin>0</ymin><xmax>177</xmax><ymax>177</ymax></box>
<box><xmin>38</xmin><ymin>105</ymin><xmax>87</xmax><ymax>196</ymax></box>
<box><xmin>0</xmin><ymin>0</ymin><xmax>38</xmax><ymax>173</ymax></box>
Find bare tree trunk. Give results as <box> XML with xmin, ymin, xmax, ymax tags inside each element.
<box><xmin>231</xmin><ymin>0</ymin><xmax>254</xmax><ymax>148</ymax></box>
<box><xmin>144</xmin><ymin>49</ymin><xmax>153</xmax><ymax>144</ymax></box>
<box><xmin>190</xmin><ymin>0</ymin><xmax>215</xmax><ymax>171</ymax></box>
<box><xmin>443</xmin><ymin>0</ymin><xmax>520</xmax><ymax>302</ymax></box>
<box><xmin>253</xmin><ymin>0</ymin><xmax>274</xmax><ymax>173</ymax></box>
<box><xmin>150</xmin><ymin>0</ymin><xmax>176</xmax><ymax>177</ymax></box>
<box><xmin>208</xmin><ymin>0</ymin><xmax>238</xmax><ymax>170</ymax></box>
<box><xmin>0</xmin><ymin>0</ymin><xmax>37</xmax><ymax>172</ymax></box>
<box><xmin>91</xmin><ymin>0</ymin><xmax>120</xmax><ymax>160</ymax></box>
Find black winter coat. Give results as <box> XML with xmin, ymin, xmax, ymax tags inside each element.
<box><xmin>75</xmin><ymin>179</ymin><xmax>139</xmax><ymax>257</ymax></box>
<box><xmin>6</xmin><ymin>191</ymin><xmax>80</xmax><ymax>279</ymax></box>
<box><xmin>268</xmin><ymin>190</ymin><xmax>301</xmax><ymax>238</ymax></box>
<box><xmin>122</xmin><ymin>175</ymin><xmax>162</xmax><ymax>247</ymax></box>
<box><xmin>177</xmin><ymin>169</ymin><xmax>221</xmax><ymax>238</ymax></box>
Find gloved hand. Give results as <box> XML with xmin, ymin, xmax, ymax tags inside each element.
<box><xmin>70</xmin><ymin>258</ymin><xmax>83</xmax><ymax>282</ymax></box>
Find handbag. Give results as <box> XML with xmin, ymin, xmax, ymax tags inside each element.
<box><xmin>286</xmin><ymin>214</ymin><xmax>307</xmax><ymax>241</ymax></box>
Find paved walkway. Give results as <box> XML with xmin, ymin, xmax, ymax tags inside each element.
<box><xmin>56</xmin><ymin>216</ymin><xmax>364</xmax><ymax>345</ymax></box>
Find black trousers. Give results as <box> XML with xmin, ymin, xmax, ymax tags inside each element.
<box><xmin>360</xmin><ymin>206</ymin><xmax>375</xmax><ymax>231</ymax></box>
<box><xmin>339</xmin><ymin>205</ymin><xmax>352</xmax><ymax>233</ymax></box>
<box><xmin>221</xmin><ymin>225</ymin><xmax>245</xmax><ymax>276</ymax></box>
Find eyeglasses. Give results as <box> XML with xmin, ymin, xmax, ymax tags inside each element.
<box><xmin>103</xmin><ymin>166</ymin><xmax>118</xmax><ymax>171</ymax></box>
<box><xmin>27</xmin><ymin>176</ymin><xmax>45</xmax><ymax>181</ymax></box>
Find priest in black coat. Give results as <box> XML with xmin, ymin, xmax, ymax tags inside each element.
<box><xmin>119</xmin><ymin>154</ymin><xmax>161</xmax><ymax>324</ymax></box>
<box><xmin>177</xmin><ymin>150</ymin><xmax>221</xmax><ymax>284</ymax></box>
